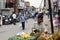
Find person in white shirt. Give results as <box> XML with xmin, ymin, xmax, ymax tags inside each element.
<box><xmin>12</xmin><ymin>12</ymin><xmax>16</xmax><ymax>25</ymax></box>
<box><xmin>33</xmin><ymin>13</ymin><xmax>48</xmax><ymax>33</ymax></box>
<box><xmin>19</xmin><ymin>12</ymin><xmax>21</xmax><ymax>17</ymax></box>
<box><xmin>53</xmin><ymin>15</ymin><xmax>59</xmax><ymax>33</ymax></box>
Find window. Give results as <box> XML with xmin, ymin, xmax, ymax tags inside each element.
<box><xmin>5</xmin><ymin>2</ymin><xmax>14</xmax><ymax>8</ymax></box>
<box><xmin>5</xmin><ymin>0</ymin><xmax>14</xmax><ymax>8</ymax></box>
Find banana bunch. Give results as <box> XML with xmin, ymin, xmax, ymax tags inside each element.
<box><xmin>30</xmin><ymin>32</ymin><xmax>36</xmax><ymax>36</ymax></box>
<box><xmin>38</xmin><ymin>33</ymin><xmax>53</xmax><ymax>40</ymax></box>
<box><xmin>21</xmin><ymin>34</ymin><xmax>30</xmax><ymax>39</ymax></box>
<box><xmin>53</xmin><ymin>29</ymin><xmax>60</xmax><ymax>40</ymax></box>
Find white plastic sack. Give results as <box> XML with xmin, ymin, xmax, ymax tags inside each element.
<box><xmin>16</xmin><ymin>32</ymin><xmax>26</xmax><ymax>36</ymax></box>
<box><xmin>19</xmin><ymin>23</ymin><xmax>22</xmax><ymax>27</ymax></box>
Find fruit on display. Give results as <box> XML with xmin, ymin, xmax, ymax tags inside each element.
<box><xmin>21</xmin><ymin>34</ymin><xmax>30</xmax><ymax>39</ymax></box>
<box><xmin>38</xmin><ymin>33</ymin><xmax>46</xmax><ymax>40</ymax></box>
<box><xmin>37</xmin><ymin>30</ymin><xmax>60</xmax><ymax>40</ymax></box>
<box><xmin>56</xmin><ymin>29</ymin><xmax>60</xmax><ymax>37</ymax></box>
<box><xmin>37</xmin><ymin>32</ymin><xmax>53</xmax><ymax>40</ymax></box>
<box><xmin>54</xmin><ymin>29</ymin><xmax>60</xmax><ymax>40</ymax></box>
<box><xmin>38</xmin><ymin>37</ymin><xmax>45</xmax><ymax>40</ymax></box>
<box><xmin>30</xmin><ymin>32</ymin><xmax>36</xmax><ymax>36</ymax></box>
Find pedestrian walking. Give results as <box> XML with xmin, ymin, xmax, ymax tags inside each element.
<box><xmin>19</xmin><ymin>12</ymin><xmax>21</xmax><ymax>17</ymax></box>
<box><xmin>20</xmin><ymin>13</ymin><xmax>27</xmax><ymax>30</ymax></box>
<box><xmin>12</xmin><ymin>12</ymin><xmax>16</xmax><ymax>25</ymax></box>
<box><xmin>45</xmin><ymin>9</ymin><xmax>50</xmax><ymax>18</ymax></box>
<box><xmin>53</xmin><ymin>15</ymin><xmax>59</xmax><ymax>34</ymax></box>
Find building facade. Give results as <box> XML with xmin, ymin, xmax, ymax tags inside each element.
<box><xmin>18</xmin><ymin>0</ymin><xmax>25</xmax><ymax>9</ymax></box>
<box><xmin>17</xmin><ymin>0</ymin><xmax>25</xmax><ymax>13</ymax></box>
<box><xmin>6</xmin><ymin>0</ymin><xmax>17</xmax><ymax>8</ymax></box>
<box><xmin>0</xmin><ymin>0</ymin><xmax>17</xmax><ymax>8</ymax></box>
<box><xmin>0</xmin><ymin>0</ymin><xmax>6</xmax><ymax>9</ymax></box>
<box><xmin>0</xmin><ymin>0</ymin><xmax>16</xmax><ymax>15</ymax></box>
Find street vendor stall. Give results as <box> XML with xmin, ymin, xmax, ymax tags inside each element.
<box><xmin>8</xmin><ymin>28</ymin><xmax>60</xmax><ymax>40</ymax></box>
<box><xmin>8</xmin><ymin>32</ymin><xmax>35</xmax><ymax>40</ymax></box>
<box><xmin>8</xmin><ymin>36</ymin><xmax>35</xmax><ymax>40</ymax></box>
<box><xmin>7</xmin><ymin>30</ymin><xmax>54</xmax><ymax>40</ymax></box>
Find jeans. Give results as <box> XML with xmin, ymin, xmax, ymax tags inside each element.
<box><xmin>22</xmin><ymin>22</ymin><xmax>25</xmax><ymax>30</ymax></box>
<box><xmin>13</xmin><ymin>19</ymin><xmax>16</xmax><ymax>25</ymax></box>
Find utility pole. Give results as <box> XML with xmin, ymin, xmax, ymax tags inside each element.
<box><xmin>48</xmin><ymin>0</ymin><xmax>54</xmax><ymax>33</ymax></box>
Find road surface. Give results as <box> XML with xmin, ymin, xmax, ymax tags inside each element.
<box><xmin>0</xmin><ymin>19</ymin><xmax>35</xmax><ymax>40</ymax></box>
<box><xmin>0</xmin><ymin>15</ymin><xmax>51</xmax><ymax>40</ymax></box>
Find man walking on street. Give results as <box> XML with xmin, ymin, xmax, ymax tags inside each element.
<box><xmin>12</xmin><ymin>12</ymin><xmax>16</xmax><ymax>25</ymax></box>
<box><xmin>20</xmin><ymin>13</ymin><xmax>26</xmax><ymax>30</ymax></box>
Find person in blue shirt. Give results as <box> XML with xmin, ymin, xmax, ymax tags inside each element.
<box><xmin>34</xmin><ymin>12</ymin><xmax>38</xmax><ymax>18</ymax></box>
<box><xmin>34</xmin><ymin>12</ymin><xmax>39</xmax><ymax>21</ymax></box>
<box><xmin>20</xmin><ymin>13</ymin><xmax>27</xmax><ymax>30</ymax></box>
